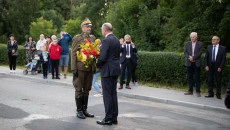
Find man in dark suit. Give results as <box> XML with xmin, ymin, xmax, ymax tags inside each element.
<box><xmin>205</xmin><ymin>36</ymin><xmax>226</xmax><ymax>99</ymax></box>
<box><xmin>119</xmin><ymin>35</ymin><xmax>137</xmax><ymax>89</ymax></box>
<box><xmin>96</xmin><ymin>23</ymin><xmax>120</xmax><ymax>125</ymax></box>
<box><xmin>225</xmin><ymin>81</ymin><xmax>230</xmax><ymax>109</ymax></box>
<box><xmin>184</xmin><ymin>32</ymin><xmax>203</xmax><ymax>97</ymax></box>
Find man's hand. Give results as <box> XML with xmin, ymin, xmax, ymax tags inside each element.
<box><xmin>205</xmin><ymin>66</ymin><xmax>209</xmax><ymax>71</ymax></box>
<box><xmin>72</xmin><ymin>70</ymin><xmax>78</xmax><ymax>77</ymax></box>
<box><xmin>131</xmin><ymin>42</ymin><xmax>134</xmax><ymax>47</ymax></box>
<box><xmin>44</xmin><ymin>59</ymin><xmax>48</xmax><ymax>62</ymax></box>
<box><xmin>12</xmin><ymin>50</ymin><xmax>15</xmax><ymax>53</ymax></box>
<box><xmin>32</xmin><ymin>48</ymin><xmax>36</xmax><ymax>51</ymax></box>
<box><xmin>26</xmin><ymin>47</ymin><xmax>30</xmax><ymax>50</ymax></box>
<box><xmin>189</xmin><ymin>56</ymin><xmax>193</xmax><ymax>62</ymax></box>
<box><xmin>217</xmin><ymin>68</ymin><xmax>221</xmax><ymax>72</ymax></box>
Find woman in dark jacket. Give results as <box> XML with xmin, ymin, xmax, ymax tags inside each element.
<box><xmin>7</xmin><ymin>34</ymin><xmax>18</xmax><ymax>74</ymax></box>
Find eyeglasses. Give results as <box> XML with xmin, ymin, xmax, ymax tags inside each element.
<box><xmin>212</xmin><ymin>39</ymin><xmax>218</xmax><ymax>40</ymax></box>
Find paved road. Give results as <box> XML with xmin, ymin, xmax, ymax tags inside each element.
<box><xmin>0</xmin><ymin>76</ymin><xmax>230</xmax><ymax>130</ymax></box>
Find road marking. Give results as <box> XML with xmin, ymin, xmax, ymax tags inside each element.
<box><xmin>23</xmin><ymin>114</ymin><xmax>50</xmax><ymax>121</ymax></box>
<box><xmin>119</xmin><ymin>113</ymin><xmax>148</xmax><ymax>118</ymax></box>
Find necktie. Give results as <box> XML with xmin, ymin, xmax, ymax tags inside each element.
<box><xmin>212</xmin><ymin>46</ymin><xmax>216</xmax><ymax>62</ymax></box>
<box><xmin>127</xmin><ymin>44</ymin><xmax>130</xmax><ymax>56</ymax></box>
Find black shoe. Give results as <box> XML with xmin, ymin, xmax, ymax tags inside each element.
<box><xmin>216</xmin><ymin>95</ymin><xmax>222</xmax><ymax>99</ymax></box>
<box><xmin>113</xmin><ymin>120</ymin><xmax>118</xmax><ymax>124</ymax></box>
<box><xmin>77</xmin><ymin>111</ymin><xmax>85</xmax><ymax>119</ymax></box>
<box><xmin>52</xmin><ymin>76</ymin><xmax>55</xmax><ymax>79</ymax></box>
<box><xmin>82</xmin><ymin>96</ymin><xmax>94</xmax><ymax>117</ymax></box>
<box><xmin>205</xmin><ymin>94</ymin><xmax>214</xmax><ymax>98</ymax></box>
<box><xmin>83</xmin><ymin>111</ymin><xmax>94</xmax><ymax>117</ymax></box>
<box><xmin>75</xmin><ymin>97</ymin><xmax>85</xmax><ymax>119</ymax></box>
<box><xmin>96</xmin><ymin>120</ymin><xmax>112</xmax><ymax>125</ymax></box>
<box><xmin>56</xmin><ymin>77</ymin><xmax>60</xmax><ymax>79</ymax></box>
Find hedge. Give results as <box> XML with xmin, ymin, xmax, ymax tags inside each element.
<box><xmin>136</xmin><ymin>51</ymin><xmax>230</xmax><ymax>88</ymax></box>
<box><xmin>0</xmin><ymin>44</ymin><xmax>229</xmax><ymax>88</ymax></box>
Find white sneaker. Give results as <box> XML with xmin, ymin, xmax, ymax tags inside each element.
<box><xmin>10</xmin><ymin>70</ymin><xmax>12</xmax><ymax>73</ymax></box>
<box><xmin>13</xmin><ymin>71</ymin><xmax>16</xmax><ymax>74</ymax></box>
<box><xmin>59</xmin><ymin>74</ymin><xmax>63</xmax><ymax>76</ymax></box>
<box><xmin>94</xmin><ymin>93</ymin><xmax>103</xmax><ymax>97</ymax></box>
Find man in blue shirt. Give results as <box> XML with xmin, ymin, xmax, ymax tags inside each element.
<box><xmin>58</xmin><ymin>31</ymin><xmax>72</xmax><ymax>79</ymax></box>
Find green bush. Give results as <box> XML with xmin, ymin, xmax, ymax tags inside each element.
<box><xmin>0</xmin><ymin>44</ymin><xmax>27</xmax><ymax>65</ymax></box>
<box><xmin>0</xmin><ymin>44</ymin><xmax>229</xmax><ymax>89</ymax></box>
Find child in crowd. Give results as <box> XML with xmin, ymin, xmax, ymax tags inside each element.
<box><xmin>49</xmin><ymin>39</ymin><xmax>61</xmax><ymax>79</ymax></box>
<box><xmin>40</xmin><ymin>46</ymin><xmax>49</xmax><ymax>79</ymax></box>
<box><xmin>25</xmin><ymin>54</ymin><xmax>39</xmax><ymax>71</ymax></box>
<box><xmin>93</xmin><ymin>39</ymin><xmax>102</xmax><ymax>97</ymax></box>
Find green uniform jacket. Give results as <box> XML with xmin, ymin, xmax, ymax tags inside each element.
<box><xmin>71</xmin><ymin>32</ymin><xmax>96</xmax><ymax>72</ymax></box>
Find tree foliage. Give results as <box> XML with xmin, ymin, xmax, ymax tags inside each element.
<box><xmin>62</xmin><ymin>17</ymin><xmax>82</xmax><ymax>37</ymax></box>
<box><xmin>29</xmin><ymin>17</ymin><xmax>57</xmax><ymax>42</ymax></box>
<box><xmin>0</xmin><ymin>0</ymin><xmax>229</xmax><ymax>52</ymax></box>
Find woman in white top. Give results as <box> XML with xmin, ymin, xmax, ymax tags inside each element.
<box><xmin>36</xmin><ymin>34</ymin><xmax>46</xmax><ymax>55</ymax></box>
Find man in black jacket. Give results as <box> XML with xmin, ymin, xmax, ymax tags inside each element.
<box><xmin>184</xmin><ymin>32</ymin><xmax>203</xmax><ymax>97</ymax></box>
<box><xmin>204</xmin><ymin>36</ymin><xmax>226</xmax><ymax>99</ymax></box>
<box><xmin>96</xmin><ymin>23</ymin><xmax>120</xmax><ymax>125</ymax></box>
<box><xmin>119</xmin><ymin>35</ymin><xmax>137</xmax><ymax>89</ymax></box>
<box><xmin>225</xmin><ymin>81</ymin><xmax>230</xmax><ymax>109</ymax></box>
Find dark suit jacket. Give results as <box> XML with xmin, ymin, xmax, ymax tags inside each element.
<box><xmin>184</xmin><ymin>41</ymin><xmax>203</xmax><ymax>67</ymax></box>
<box><xmin>7</xmin><ymin>40</ymin><xmax>18</xmax><ymax>54</ymax></box>
<box><xmin>97</xmin><ymin>34</ymin><xmax>121</xmax><ymax>78</ymax></box>
<box><xmin>120</xmin><ymin>44</ymin><xmax>137</xmax><ymax>64</ymax></box>
<box><xmin>225</xmin><ymin>81</ymin><xmax>230</xmax><ymax>109</ymax></box>
<box><xmin>204</xmin><ymin>45</ymin><xmax>226</xmax><ymax>69</ymax></box>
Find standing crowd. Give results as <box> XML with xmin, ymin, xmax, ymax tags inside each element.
<box><xmin>7</xmin><ymin>32</ymin><xmax>72</xmax><ymax>79</ymax></box>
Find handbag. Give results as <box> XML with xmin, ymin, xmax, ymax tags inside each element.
<box><xmin>12</xmin><ymin>51</ymin><xmax>18</xmax><ymax>56</ymax></box>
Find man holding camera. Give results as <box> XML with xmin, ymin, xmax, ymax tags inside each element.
<box><xmin>119</xmin><ymin>35</ymin><xmax>137</xmax><ymax>89</ymax></box>
<box><xmin>58</xmin><ymin>31</ymin><xmax>72</xmax><ymax>79</ymax></box>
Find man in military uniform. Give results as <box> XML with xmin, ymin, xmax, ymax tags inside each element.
<box><xmin>71</xmin><ymin>19</ymin><xmax>96</xmax><ymax>119</ymax></box>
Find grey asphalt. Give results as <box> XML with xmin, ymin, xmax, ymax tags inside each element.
<box><xmin>0</xmin><ymin>66</ymin><xmax>229</xmax><ymax>113</ymax></box>
<box><xmin>0</xmin><ymin>76</ymin><xmax>230</xmax><ymax>130</ymax></box>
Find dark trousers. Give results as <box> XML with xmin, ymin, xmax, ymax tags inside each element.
<box><xmin>73</xmin><ymin>70</ymin><xmax>93</xmax><ymax>98</ymax></box>
<box><xmin>102</xmin><ymin>76</ymin><xmax>118</xmax><ymax>121</ymax></box>
<box><xmin>208</xmin><ymin>63</ymin><xmax>222</xmax><ymax>96</ymax></box>
<box><xmin>186</xmin><ymin>63</ymin><xmax>201</xmax><ymax>92</ymax></box>
<box><xmin>42</xmin><ymin>62</ymin><xmax>48</xmax><ymax>77</ymax></box>
<box><xmin>51</xmin><ymin>59</ymin><xmax>59</xmax><ymax>77</ymax></box>
<box><xmin>132</xmin><ymin>64</ymin><xmax>137</xmax><ymax>82</ymax></box>
<box><xmin>8</xmin><ymin>53</ymin><xmax>17</xmax><ymax>70</ymax></box>
<box><xmin>120</xmin><ymin>59</ymin><xmax>132</xmax><ymax>86</ymax></box>
<box><xmin>48</xmin><ymin>57</ymin><xmax>52</xmax><ymax>73</ymax></box>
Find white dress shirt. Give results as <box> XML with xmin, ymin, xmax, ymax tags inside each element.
<box><xmin>212</xmin><ymin>44</ymin><xmax>219</xmax><ymax>61</ymax></box>
<box><xmin>121</xmin><ymin>43</ymin><xmax>135</xmax><ymax>58</ymax></box>
<box><xmin>105</xmin><ymin>32</ymin><xmax>113</xmax><ymax>38</ymax></box>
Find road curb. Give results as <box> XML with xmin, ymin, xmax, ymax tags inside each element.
<box><xmin>1</xmin><ymin>72</ymin><xmax>230</xmax><ymax>114</ymax></box>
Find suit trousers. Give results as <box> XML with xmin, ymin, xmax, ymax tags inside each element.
<box><xmin>101</xmin><ymin>76</ymin><xmax>118</xmax><ymax>121</ymax></box>
<box><xmin>186</xmin><ymin>63</ymin><xmax>201</xmax><ymax>92</ymax></box>
<box><xmin>132</xmin><ymin>64</ymin><xmax>137</xmax><ymax>83</ymax></box>
<box><xmin>73</xmin><ymin>70</ymin><xmax>93</xmax><ymax>98</ymax></box>
<box><xmin>120</xmin><ymin>59</ymin><xmax>132</xmax><ymax>86</ymax></box>
<box><xmin>208</xmin><ymin>63</ymin><xmax>222</xmax><ymax>96</ymax></box>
